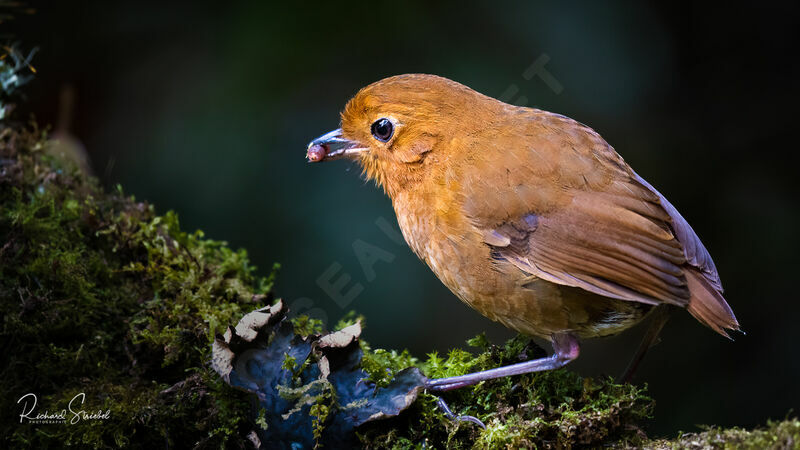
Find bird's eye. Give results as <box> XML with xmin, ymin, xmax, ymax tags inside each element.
<box><xmin>370</xmin><ymin>118</ymin><xmax>394</xmax><ymax>142</ymax></box>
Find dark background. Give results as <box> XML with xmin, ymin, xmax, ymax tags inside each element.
<box><xmin>5</xmin><ymin>0</ymin><xmax>799</xmax><ymax>437</ymax></box>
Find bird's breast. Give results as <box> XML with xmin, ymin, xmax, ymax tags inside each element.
<box><xmin>392</xmin><ymin>189</ymin><xmax>517</xmax><ymax>319</ymax></box>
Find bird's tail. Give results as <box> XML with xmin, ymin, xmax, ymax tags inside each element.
<box><xmin>686</xmin><ymin>269</ymin><xmax>740</xmax><ymax>339</ymax></box>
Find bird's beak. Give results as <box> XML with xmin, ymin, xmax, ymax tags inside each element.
<box><xmin>306</xmin><ymin>128</ymin><xmax>368</xmax><ymax>163</ymax></box>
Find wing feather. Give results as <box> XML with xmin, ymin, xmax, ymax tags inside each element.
<box><xmin>459</xmin><ymin>108</ymin><xmax>734</xmax><ymax>332</ymax></box>
<box><xmin>489</xmin><ymin>182</ymin><xmax>692</xmax><ymax>307</ymax></box>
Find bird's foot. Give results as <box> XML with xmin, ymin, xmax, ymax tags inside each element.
<box><xmin>433</xmin><ymin>396</ymin><xmax>485</xmax><ymax>429</ymax></box>
<box><xmin>425</xmin><ymin>377</ymin><xmax>474</xmax><ymax>392</ymax></box>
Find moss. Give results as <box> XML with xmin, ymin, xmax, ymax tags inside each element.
<box><xmin>308</xmin><ymin>381</ymin><xmax>335</xmax><ymax>445</ymax></box>
<box><xmin>0</xmin><ymin>123</ymin><xmax>278</xmax><ymax>448</ymax></box>
<box><xmin>356</xmin><ymin>334</ymin><xmax>653</xmax><ymax>449</ymax></box>
<box><xmin>355</xmin><ymin>333</ymin><xmax>798</xmax><ymax>449</ymax></box>
<box><xmin>290</xmin><ymin>314</ymin><xmax>324</xmax><ymax>338</ymax></box>
<box><xmin>360</xmin><ymin>347</ymin><xmax>420</xmax><ymax>389</ymax></box>
<box><xmin>639</xmin><ymin>418</ymin><xmax>800</xmax><ymax>449</ymax></box>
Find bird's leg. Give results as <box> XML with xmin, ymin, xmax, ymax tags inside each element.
<box><xmin>425</xmin><ymin>333</ymin><xmax>580</xmax><ymax>392</ymax></box>
<box><xmin>619</xmin><ymin>305</ymin><xmax>671</xmax><ymax>383</ymax></box>
<box><xmin>433</xmin><ymin>396</ymin><xmax>486</xmax><ymax>429</ymax></box>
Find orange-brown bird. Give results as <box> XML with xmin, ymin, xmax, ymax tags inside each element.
<box><xmin>306</xmin><ymin>74</ymin><xmax>738</xmax><ymax>392</ymax></box>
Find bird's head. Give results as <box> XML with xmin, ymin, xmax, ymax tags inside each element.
<box><xmin>306</xmin><ymin>74</ymin><xmax>501</xmax><ymax>196</ymax></box>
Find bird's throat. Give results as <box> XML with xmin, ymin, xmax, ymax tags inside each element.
<box><xmin>358</xmin><ymin>154</ymin><xmax>427</xmax><ymax>199</ymax></box>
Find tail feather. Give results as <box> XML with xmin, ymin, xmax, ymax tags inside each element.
<box><xmin>685</xmin><ymin>269</ymin><xmax>739</xmax><ymax>338</ymax></box>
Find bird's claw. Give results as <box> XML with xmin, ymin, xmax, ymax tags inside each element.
<box><xmin>434</xmin><ymin>396</ymin><xmax>486</xmax><ymax>429</ymax></box>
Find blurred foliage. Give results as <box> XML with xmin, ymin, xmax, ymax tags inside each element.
<box><xmin>0</xmin><ymin>44</ymin><xmax>36</xmax><ymax>120</ymax></box>
<box><xmin>0</xmin><ymin>1</ymin><xmax>36</xmax><ymax>26</ymax></box>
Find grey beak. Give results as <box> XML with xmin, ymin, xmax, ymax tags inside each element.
<box><xmin>306</xmin><ymin>128</ymin><xmax>367</xmax><ymax>162</ymax></box>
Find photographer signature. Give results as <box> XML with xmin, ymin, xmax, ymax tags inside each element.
<box><xmin>17</xmin><ymin>393</ymin><xmax>111</xmax><ymax>425</ymax></box>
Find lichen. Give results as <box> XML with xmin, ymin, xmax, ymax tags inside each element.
<box><xmin>212</xmin><ymin>302</ymin><xmax>428</xmax><ymax>448</ymax></box>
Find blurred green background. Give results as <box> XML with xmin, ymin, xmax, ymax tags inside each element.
<box><xmin>5</xmin><ymin>0</ymin><xmax>799</xmax><ymax>437</ymax></box>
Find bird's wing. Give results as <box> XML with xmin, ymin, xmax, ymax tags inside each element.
<box><xmin>461</xmin><ymin>110</ymin><xmax>720</xmax><ymax>307</ymax></box>
<box><xmin>629</xmin><ymin>172</ymin><xmax>722</xmax><ymax>291</ymax></box>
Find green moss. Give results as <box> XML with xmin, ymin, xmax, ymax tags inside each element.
<box><xmin>290</xmin><ymin>314</ymin><xmax>324</xmax><ymax>337</ymax></box>
<box><xmin>0</xmin><ymin>124</ymin><xmax>278</xmax><ymax>448</ymax></box>
<box><xmin>360</xmin><ymin>346</ymin><xmax>420</xmax><ymax>388</ymax></box>
<box><xmin>641</xmin><ymin>418</ymin><xmax>800</xmax><ymax>449</ymax></box>
<box><xmin>356</xmin><ymin>334</ymin><xmax>653</xmax><ymax>449</ymax></box>
<box><xmin>355</xmin><ymin>332</ymin><xmax>796</xmax><ymax>449</ymax></box>
<box><xmin>282</xmin><ymin>352</ymin><xmax>298</xmax><ymax>373</ymax></box>
<box><xmin>333</xmin><ymin>310</ymin><xmax>365</xmax><ymax>331</ymax></box>
<box><xmin>308</xmin><ymin>381</ymin><xmax>335</xmax><ymax>446</ymax></box>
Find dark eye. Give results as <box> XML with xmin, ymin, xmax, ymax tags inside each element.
<box><xmin>370</xmin><ymin>118</ymin><xmax>394</xmax><ymax>142</ymax></box>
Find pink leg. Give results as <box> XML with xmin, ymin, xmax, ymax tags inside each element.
<box><xmin>425</xmin><ymin>333</ymin><xmax>580</xmax><ymax>392</ymax></box>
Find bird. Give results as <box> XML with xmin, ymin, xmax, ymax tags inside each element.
<box><xmin>306</xmin><ymin>74</ymin><xmax>738</xmax><ymax>392</ymax></box>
